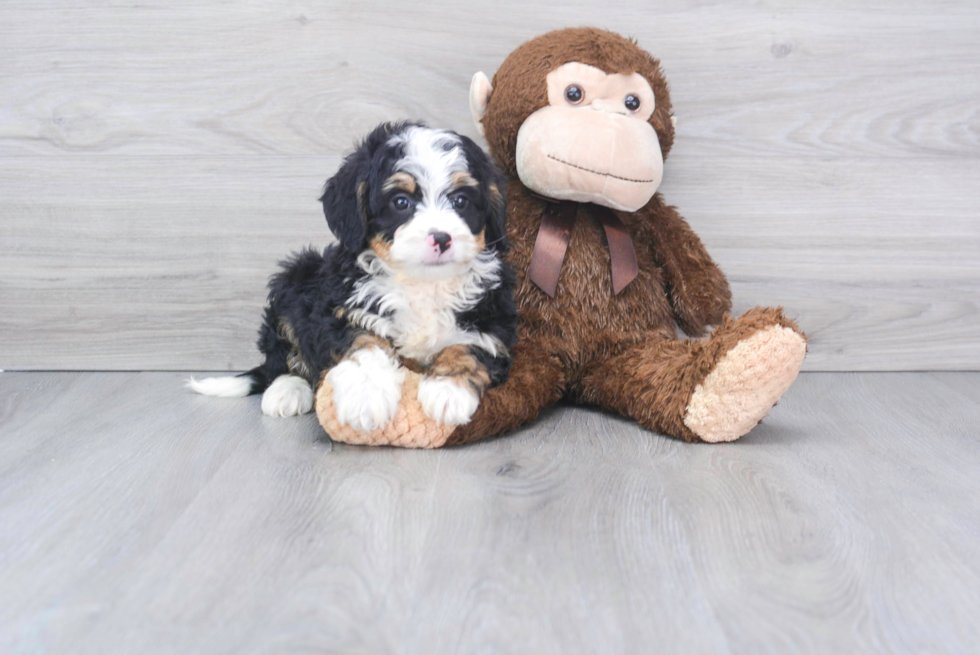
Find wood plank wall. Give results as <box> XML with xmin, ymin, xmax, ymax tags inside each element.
<box><xmin>1</xmin><ymin>1</ymin><xmax>978</xmax><ymax>371</ymax></box>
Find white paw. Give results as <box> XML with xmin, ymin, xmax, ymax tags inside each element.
<box><xmin>261</xmin><ymin>375</ymin><xmax>314</xmax><ymax>417</ymax></box>
<box><xmin>326</xmin><ymin>347</ymin><xmax>405</xmax><ymax>432</ymax></box>
<box><xmin>417</xmin><ymin>376</ymin><xmax>480</xmax><ymax>426</ymax></box>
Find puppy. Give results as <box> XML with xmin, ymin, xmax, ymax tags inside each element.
<box><xmin>188</xmin><ymin>122</ymin><xmax>518</xmax><ymax>431</ymax></box>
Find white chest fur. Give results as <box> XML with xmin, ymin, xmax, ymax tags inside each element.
<box><xmin>346</xmin><ymin>252</ymin><xmax>504</xmax><ymax>364</ymax></box>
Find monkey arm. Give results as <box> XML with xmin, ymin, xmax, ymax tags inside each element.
<box><xmin>640</xmin><ymin>199</ymin><xmax>732</xmax><ymax>337</ymax></box>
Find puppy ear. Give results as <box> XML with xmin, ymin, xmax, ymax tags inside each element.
<box><xmin>458</xmin><ymin>134</ymin><xmax>509</xmax><ymax>252</ymax></box>
<box><xmin>320</xmin><ymin>151</ymin><xmax>369</xmax><ymax>254</ymax></box>
<box><xmin>321</xmin><ymin>122</ymin><xmax>412</xmax><ymax>253</ymax></box>
<box><xmin>484</xmin><ymin>176</ymin><xmax>508</xmax><ymax>253</ymax></box>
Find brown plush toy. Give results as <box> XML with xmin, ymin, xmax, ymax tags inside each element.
<box><xmin>317</xmin><ymin>27</ymin><xmax>807</xmax><ymax>447</ymax></box>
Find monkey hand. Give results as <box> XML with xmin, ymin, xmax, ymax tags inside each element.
<box><xmin>667</xmin><ymin>264</ymin><xmax>733</xmax><ymax>337</ymax></box>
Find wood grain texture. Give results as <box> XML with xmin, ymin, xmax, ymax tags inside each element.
<box><xmin>1</xmin><ymin>1</ymin><xmax>979</xmax><ymax>370</ymax></box>
<box><xmin>1</xmin><ymin>371</ymin><xmax>979</xmax><ymax>653</ymax></box>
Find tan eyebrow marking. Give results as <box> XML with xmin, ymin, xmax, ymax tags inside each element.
<box><xmin>382</xmin><ymin>172</ymin><xmax>417</xmax><ymax>194</ymax></box>
<box><xmin>451</xmin><ymin>171</ymin><xmax>479</xmax><ymax>189</ymax></box>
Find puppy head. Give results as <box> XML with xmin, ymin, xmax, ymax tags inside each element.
<box><xmin>320</xmin><ymin>122</ymin><xmax>507</xmax><ymax>279</ymax></box>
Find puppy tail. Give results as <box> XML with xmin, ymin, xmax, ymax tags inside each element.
<box><xmin>185</xmin><ymin>366</ymin><xmax>270</xmax><ymax>397</ymax></box>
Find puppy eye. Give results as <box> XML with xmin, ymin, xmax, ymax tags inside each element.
<box><xmin>390</xmin><ymin>195</ymin><xmax>412</xmax><ymax>212</ymax></box>
<box><xmin>624</xmin><ymin>94</ymin><xmax>641</xmax><ymax>112</ymax></box>
<box><xmin>451</xmin><ymin>195</ymin><xmax>469</xmax><ymax>210</ymax></box>
<box><xmin>564</xmin><ymin>84</ymin><xmax>584</xmax><ymax>105</ymax></box>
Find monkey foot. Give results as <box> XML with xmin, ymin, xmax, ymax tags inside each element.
<box><xmin>316</xmin><ymin>370</ymin><xmax>456</xmax><ymax>448</ymax></box>
<box><xmin>683</xmin><ymin>324</ymin><xmax>807</xmax><ymax>443</ymax></box>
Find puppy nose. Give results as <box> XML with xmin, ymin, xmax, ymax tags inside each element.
<box><xmin>428</xmin><ymin>231</ymin><xmax>453</xmax><ymax>253</ymax></box>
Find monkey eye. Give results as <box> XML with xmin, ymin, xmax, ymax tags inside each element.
<box><xmin>624</xmin><ymin>94</ymin><xmax>641</xmax><ymax>112</ymax></box>
<box><xmin>390</xmin><ymin>194</ymin><xmax>413</xmax><ymax>212</ymax></box>
<box><xmin>450</xmin><ymin>194</ymin><xmax>469</xmax><ymax>210</ymax></box>
<box><xmin>564</xmin><ymin>84</ymin><xmax>584</xmax><ymax>104</ymax></box>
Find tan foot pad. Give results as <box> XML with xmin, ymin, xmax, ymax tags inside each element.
<box><xmin>684</xmin><ymin>325</ymin><xmax>807</xmax><ymax>443</ymax></box>
<box><xmin>316</xmin><ymin>370</ymin><xmax>456</xmax><ymax>448</ymax></box>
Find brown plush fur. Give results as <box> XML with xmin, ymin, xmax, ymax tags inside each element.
<box><xmin>448</xmin><ymin>28</ymin><xmax>806</xmax><ymax>445</ymax></box>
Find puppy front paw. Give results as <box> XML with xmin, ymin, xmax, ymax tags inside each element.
<box><xmin>417</xmin><ymin>376</ymin><xmax>480</xmax><ymax>426</ymax></box>
<box><xmin>326</xmin><ymin>347</ymin><xmax>406</xmax><ymax>432</ymax></box>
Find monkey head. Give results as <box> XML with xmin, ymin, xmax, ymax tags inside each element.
<box><xmin>470</xmin><ymin>28</ymin><xmax>675</xmax><ymax>212</ymax></box>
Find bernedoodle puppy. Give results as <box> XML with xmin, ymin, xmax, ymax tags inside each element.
<box><xmin>189</xmin><ymin>121</ymin><xmax>517</xmax><ymax>432</ymax></box>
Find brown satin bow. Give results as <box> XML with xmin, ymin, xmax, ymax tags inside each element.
<box><xmin>527</xmin><ymin>200</ymin><xmax>639</xmax><ymax>297</ymax></box>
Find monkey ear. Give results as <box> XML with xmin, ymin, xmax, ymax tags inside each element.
<box><xmin>319</xmin><ymin>151</ymin><xmax>369</xmax><ymax>254</ymax></box>
<box><xmin>469</xmin><ymin>72</ymin><xmax>493</xmax><ymax>137</ymax></box>
<box><xmin>671</xmin><ymin>115</ymin><xmax>677</xmax><ymax>128</ymax></box>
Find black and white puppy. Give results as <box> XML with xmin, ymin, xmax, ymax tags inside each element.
<box><xmin>188</xmin><ymin>121</ymin><xmax>517</xmax><ymax>431</ymax></box>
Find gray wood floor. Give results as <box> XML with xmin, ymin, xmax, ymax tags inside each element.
<box><xmin>1</xmin><ymin>371</ymin><xmax>978</xmax><ymax>654</ymax></box>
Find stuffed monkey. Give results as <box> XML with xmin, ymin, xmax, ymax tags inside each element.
<box><xmin>449</xmin><ymin>27</ymin><xmax>807</xmax><ymax>445</ymax></box>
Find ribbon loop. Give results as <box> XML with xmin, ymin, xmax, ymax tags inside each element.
<box><xmin>527</xmin><ymin>201</ymin><xmax>577</xmax><ymax>298</ymax></box>
<box><xmin>595</xmin><ymin>206</ymin><xmax>639</xmax><ymax>295</ymax></box>
<box><xmin>527</xmin><ymin>202</ymin><xmax>638</xmax><ymax>297</ymax></box>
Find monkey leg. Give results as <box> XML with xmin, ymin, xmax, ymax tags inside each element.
<box><xmin>445</xmin><ymin>337</ymin><xmax>565</xmax><ymax>446</ymax></box>
<box><xmin>575</xmin><ymin>307</ymin><xmax>807</xmax><ymax>443</ymax></box>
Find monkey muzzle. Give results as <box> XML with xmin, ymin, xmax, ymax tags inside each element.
<box><xmin>515</xmin><ymin>106</ymin><xmax>664</xmax><ymax>212</ymax></box>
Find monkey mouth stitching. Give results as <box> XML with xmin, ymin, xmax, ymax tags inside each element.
<box><xmin>546</xmin><ymin>155</ymin><xmax>654</xmax><ymax>184</ymax></box>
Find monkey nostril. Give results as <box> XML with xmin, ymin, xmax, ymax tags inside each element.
<box><xmin>429</xmin><ymin>231</ymin><xmax>452</xmax><ymax>253</ymax></box>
